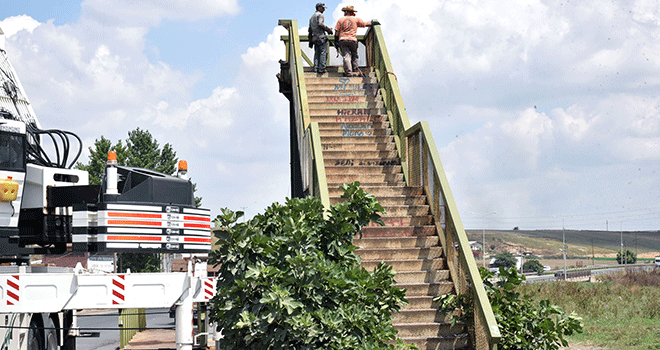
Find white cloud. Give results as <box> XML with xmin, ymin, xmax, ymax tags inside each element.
<box><xmin>80</xmin><ymin>0</ymin><xmax>240</xmax><ymax>26</ymax></box>
<box><xmin>5</xmin><ymin>0</ymin><xmax>660</xmax><ymax>230</ymax></box>
<box><xmin>0</xmin><ymin>15</ymin><xmax>41</xmax><ymax>37</ymax></box>
<box><xmin>150</xmin><ymin>86</ymin><xmax>237</xmax><ymax>130</ymax></box>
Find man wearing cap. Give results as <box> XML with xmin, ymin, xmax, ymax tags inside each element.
<box><xmin>309</xmin><ymin>3</ymin><xmax>333</xmax><ymax>73</ymax></box>
<box><xmin>334</xmin><ymin>5</ymin><xmax>372</xmax><ymax>77</ymax></box>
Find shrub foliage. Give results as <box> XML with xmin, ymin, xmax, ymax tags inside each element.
<box><xmin>437</xmin><ymin>267</ymin><xmax>583</xmax><ymax>350</ymax></box>
<box><xmin>209</xmin><ymin>183</ymin><xmax>414</xmax><ymax>350</ymax></box>
<box><xmin>492</xmin><ymin>252</ymin><xmax>516</xmax><ymax>269</ymax></box>
<box><xmin>522</xmin><ymin>259</ymin><xmax>544</xmax><ymax>275</ymax></box>
<box><xmin>616</xmin><ymin>249</ymin><xmax>637</xmax><ymax>264</ymax></box>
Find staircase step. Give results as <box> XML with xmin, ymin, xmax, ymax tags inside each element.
<box><xmin>318</xmin><ymin>119</ymin><xmax>389</xmax><ymax>128</ymax></box>
<box><xmin>325</xmin><ymin>165</ymin><xmax>401</xmax><ymax>175</ymax></box>
<box><xmin>312</xmin><ymin>115</ymin><xmax>386</xmax><ymax>123</ymax></box>
<box><xmin>394</xmin><ymin>322</ymin><xmax>465</xmax><ymax>338</ymax></box>
<box><xmin>303</xmin><ymin>65</ymin><xmax>374</xmax><ymax>73</ymax></box>
<box><xmin>319</xmin><ymin>129</ymin><xmax>391</xmax><ymax>137</ymax></box>
<box><xmin>360</xmin><ymin>225</ymin><xmax>436</xmax><ymax>237</ymax></box>
<box><xmin>326</xmin><ymin>173</ymin><xmax>404</xmax><ymax>184</ymax></box>
<box><xmin>329</xmin><ymin>181</ymin><xmax>407</xmax><ymax>189</ymax></box>
<box><xmin>307</xmin><ymin>89</ymin><xmax>379</xmax><ymax>98</ymax></box>
<box><xmin>401</xmin><ymin>334</ymin><xmax>470</xmax><ymax>350</ymax></box>
<box><xmin>355</xmin><ymin>247</ymin><xmax>442</xmax><ymax>261</ymax></box>
<box><xmin>305</xmin><ymin>82</ymin><xmax>379</xmax><ymax>93</ymax></box>
<box><xmin>393</xmin><ymin>270</ymin><xmax>451</xmax><ymax>284</ymax></box>
<box><xmin>330</xmin><ymin>186</ymin><xmax>424</xmax><ymax>197</ymax></box>
<box><xmin>322</xmin><ymin>143</ymin><xmax>395</xmax><ymax>152</ymax></box>
<box><xmin>309</xmin><ymin>107</ymin><xmax>386</xmax><ymax>117</ymax></box>
<box><xmin>393</xmin><ymin>309</ymin><xmax>452</xmax><ymax>324</ymax></box>
<box><xmin>382</xmin><ymin>205</ymin><xmax>430</xmax><ymax>216</ymax></box>
<box><xmin>324</xmin><ymin>157</ymin><xmax>399</xmax><ymax>168</ymax></box>
<box><xmin>305</xmin><ymin>75</ymin><xmax>377</xmax><ymax>83</ymax></box>
<box><xmin>354</xmin><ymin>236</ymin><xmax>439</xmax><ymax>249</ymax></box>
<box><xmin>365</xmin><ymin>215</ymin><xmax>433</xmax><ymax>226</ymax></box>
<box><xmin>333</xmin><ymin>195</ymin><xmax>427</xmax><ymax>207</ymax></box>
<box><xmin>321</xmin><ymin>135</ymin><xmax>394</xmax><ymax>145</ymax></box>
<box><xmin>397</xmin><ymin>282</ymin><xmax>455</xmax><ymax>297</ymax></box>
<box><xmin>405</xmin><ymin>296</ymin><xmax>438</xmax><ymax>309</ymax></box>
<box><xmin>309</xmin><ymin>101</ymin><xmax>384</xmax><ymax>109</ymax></box>
<box><xmin>361</xmin><ymin>258</ymin><xmax>446</xmax><ymax>272</ymax></box>
<box><xmin>322</xmin><ymin>149</ymin><xmax>397</xmax><ymax>159</ymax></box>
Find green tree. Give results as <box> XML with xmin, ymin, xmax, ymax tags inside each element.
<box><xmin>492</xmin><ymin>252</ymin><xmax>516</xmax><ymax>269</ymax></box>
<box><xmin>117</xmin><ymin>253</ymin><xmax>160</xmax><ymax>273</ymax></box>
<box><xmin>76</xmin><ymin>128</ymin><xmax>200</xmax><ymax>272</ymax></box>
<box><xmin>522</xmin><ymin>259</ymin><xmax>544</xmax><ymax>275</ymax></box>
<box><xmin>616</xmin><ymin>249</ymin><xmax>637</xmax><ymax>264</ymax></box>
<box><xmin>76</xmin><ymin>127</ymin><xmax>201</xmax><ymax>205</ymax></box>
<box><xmin>209</xmin><ymin>182</ymin><xmax>415</xmax><ymax>350</ymax></box>
<box><xmin>76</xmin><ymin>136</ymin><xmax>126</xmax><ymax>185</ymax></box>
<box><xmin>437</xmin><ymin>267</ymin><xmax>583</xmax><ymax>350</ymax></box>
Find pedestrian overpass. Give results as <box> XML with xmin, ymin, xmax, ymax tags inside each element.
<box><xmin>277</xmin><ymin>19</ymin><xmax>501</xmax><ymax>350</ymax></box>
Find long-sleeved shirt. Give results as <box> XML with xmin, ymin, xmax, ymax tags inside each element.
<box><xmin>309</xmin><ymin>11</ymin><xmax>332</xmax><ymax>42</ymax></box>
<box><xmin>335</xmin><ymin>15</ymin><xmax>370</xmax><ymax>42</ymax></box>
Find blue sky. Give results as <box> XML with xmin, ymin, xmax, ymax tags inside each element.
<box><xmin>3</xmin><ymin>0</ymin><xmax>660</xmax><ymax>232</ymax></box>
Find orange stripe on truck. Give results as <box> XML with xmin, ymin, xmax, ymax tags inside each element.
<box><xmin>184</xmin><ymin>215</ymin><xmax>211</xmax><ymax>222</ymax></box>
<box><xmin>108</xmin><ymin>212</ymin><xmax>161</xmax><ymax>219</ymax></box>
<box><xmin>184</xmin><ymin>237</ymin><xmax>212</xmax><ymax>243</ymax></box>
<box><xmin>108</xmin><ymin>220</ymin><xmax>162</xmax><ymax>226</ymax></box>
<box><xmin>107</xmin><ymin>235</ymin><xmax>162</xmax><ymax>242</ymax></box>
<box><xmin>184</xmin><ymin>223</ymin><xmax>211</xmax><ymax>229</ymax></box>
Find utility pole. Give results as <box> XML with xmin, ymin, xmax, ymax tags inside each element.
<box><xmin>483</xmin><ymin>228</ymin><xmax>486</xmax><ymax>268</ymax></box>
<box><xmin>563</xmin><ymin>219</ymin><xmax>567</xmax><ymax>280</ymax></box>
<box><xmin>620</xmin><ymin>222</ymin><xmax>623</xmax><ymax>268</ymax></box>
<box><xmin>474</xmin><ymin>211</ymin><xmax>496</xmax><ymax>269</ymax></box>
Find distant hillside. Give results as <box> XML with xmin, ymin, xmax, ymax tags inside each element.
<box><xmin>465</xmin><ymin>229</ymin><xmax>660</xmax><ymax>258</ymax></box>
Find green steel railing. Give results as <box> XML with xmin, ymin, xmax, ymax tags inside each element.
<box><xmin>279</xmin><ymin>19</ymin><xmax>330</xmax><ymax>209</ymax></box>
<box><xmin>119</xmin><ymin>308</ymin><xmax>146</xmax><ymax>349</ymax></box>
<box><xmin>364</xmin><ymin>24</ymin><xmax>501</xmax><ymax>350</ymax></box>
<box><xmin>279</xmin><ymin>19</ymin><xmax>500</xmax><ymax>349</ymax></box>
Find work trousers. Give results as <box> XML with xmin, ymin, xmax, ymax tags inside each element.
<box><xmin>338</xmin><ymin>40</ymin><xmax>359</xmax><ymax>74</ymax></box>
<box><xmin>313</xmin><ymin>37</ymin><xmax>328</xmax><ymax>72</ymax></box>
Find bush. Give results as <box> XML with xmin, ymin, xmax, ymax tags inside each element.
<box><xmin>522</xmin><ymin>259</ymin><xmax>544</xmax><ymax>275</ymax></box>
<box><xmin>209</xmin><ymin>182</ymin><xmax>415</xmax><ymax>350</ymax></box>
<box><xmin>437</xmin><ymin>267</ymin><xmax>583</xmax><ymax>350</ymax></box>
<box><xmin>616</xmin><ymin>249</ymin><xmax>637</xmax><ymax>264</ymax></box>
<box><xmin>492</xmin><ymin>252</ymin><xmax>516</xmax><ymax>269</ymax></box>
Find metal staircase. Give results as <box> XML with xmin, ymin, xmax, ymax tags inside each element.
<box><xmin>278</xmin><ymin>19</ymin><xmax>501</xmax><ymax>350</ymax></box>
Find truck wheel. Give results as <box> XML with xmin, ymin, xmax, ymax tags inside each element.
<box><xmin>27</xmin><ymin>318</ymin><xmax>44</xmax><ymax>350</ymax></box>
<box><xmin>45</xmin><ymin>318</ymin><xmax>58</xmax><ymax>350</ymax></box>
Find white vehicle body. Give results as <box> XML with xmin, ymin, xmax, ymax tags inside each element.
<box><xmin>0</xmin><ymin>27</ymin><xmax>214</xmax><ymax>350</ymax></box>
<box><xmin>0</xmin><ymin>264</ymin><xmax>217</xmax><ymax>350</ymax></box>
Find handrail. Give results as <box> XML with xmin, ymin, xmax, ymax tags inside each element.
<box><xmin>363</xmin><ymin>24</ymin><xmax>411</xmax><ymax>185</ymax></box>
<box><xmin>278</xmin><ymin>19</ymin><xmax>330</xmax><ymax>209</ymax></box>
<box><xmin>365</xmin><ymin>24</ymin><xmax>501</xmax><ymax>349</ymax></box>
<box><xmin>405</xmin><ymin>122</ymin><xmax>501</xmax><ymax>349</ymax></box>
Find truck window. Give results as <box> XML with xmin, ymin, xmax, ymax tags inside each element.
<box><xmin>0</xmin><ymin>132</ymin><xmax>25</xmax><ymax>171</ymax></box>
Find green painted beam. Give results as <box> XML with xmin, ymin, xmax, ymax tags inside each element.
<box><xmin>406</xmin><ymin>122</ymin><xmax>501</xmax><ymax>347</ymax></box>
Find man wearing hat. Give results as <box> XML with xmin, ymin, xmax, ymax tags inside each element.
<box><xmin>334</xmin><ymin>5</ymin><xmax>372</xmax><ymax>77</ymax></box>
<box><xmin>309</xmin><ymin>3</ymin><xmax>333</xmax><ymax>73</ymax></box>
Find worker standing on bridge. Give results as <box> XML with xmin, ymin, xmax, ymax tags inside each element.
<box><xmin>334</xmin><ymin>5</ymin><xmax>372</xmax><ymax>77</ymax></box>
<box><xmin>309</xmin><ymin>3</ymin><xmax>333</xmax><ymax>74</ymax></box>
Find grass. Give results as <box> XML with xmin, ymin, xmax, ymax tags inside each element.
<box><xmin>518</xmin><ymin>270</ymin><xmax>660</xmax><ymax>349</ymax></box>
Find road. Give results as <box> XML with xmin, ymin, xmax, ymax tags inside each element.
<box><xmin>76</xmin><ymin>308</ymin><xmax>173</xmax><ymax>350</ymax></box>
<box><xmin>525</xmin><ymin>264</ymin><xmax>656</xmax><ymax>283</ymax></box>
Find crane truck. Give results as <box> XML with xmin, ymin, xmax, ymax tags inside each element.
<box><xmin>0</xmin><ymin>27</ymin><xmax>214</xmax><ymax>350</ymax></box>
